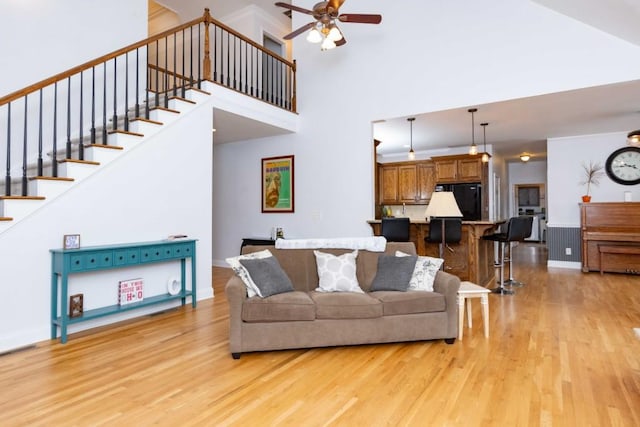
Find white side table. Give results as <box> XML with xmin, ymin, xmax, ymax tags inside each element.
<box><xmin>458</xmin><ymin>281</ymin><xmax>491</xmax><ymax>340</ymax></box>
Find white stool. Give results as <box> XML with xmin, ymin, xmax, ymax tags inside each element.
<box><xmin>457</xmin><ymin>281</ymin><xmax>491</xmax><ymax>340</ymax></box>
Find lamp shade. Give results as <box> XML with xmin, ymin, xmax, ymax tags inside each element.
<box><xmin>425</xmin><ymin>191</ymin><xmax>463</xmax><ymax>218</ymax></box>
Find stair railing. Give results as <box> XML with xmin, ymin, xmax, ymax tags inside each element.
<box><xmin>0</xmin><ymin>8</ymin><xmax>296</xmax><ymax>197</ymax></box>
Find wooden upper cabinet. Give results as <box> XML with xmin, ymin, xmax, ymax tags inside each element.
<box><xmin>377</xmin><ymin>161</ymin><xmax>435</xmax><ymax>205</ymax></box>
<box><xmin>417</xmin><ymin>162</ymin><xmax>435</xmax><ymax>203</ymax></box>
<box><xmin>432</xmin><ymin>154</ymin><xmax>485</xmax><ymax>183</ymax></box>
<box><xmin>398</xmin><ymin>165</ymin><xmax>418</xmax><ymax>202</ymax></box>
<box><xmin>379</xmin><ymin>165</ymin><xmax>399</xmax><ymax>204</ymax></box>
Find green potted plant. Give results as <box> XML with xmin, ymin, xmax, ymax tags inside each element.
<box><xmin>579</xmin><ymin>161</ymin><xmax>604</xmax><ymax>202</ymax></box>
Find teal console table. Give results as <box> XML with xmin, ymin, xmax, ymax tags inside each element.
<box><xmin>50</xmin><ymin>239</ymin><xmax>197</xmax><ymax>343</ymax></box>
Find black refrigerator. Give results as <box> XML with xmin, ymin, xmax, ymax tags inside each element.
<box><xmin>436</xmin><ymin>183</ymin><xmax>482</xmax><ymax>221</ymax></box>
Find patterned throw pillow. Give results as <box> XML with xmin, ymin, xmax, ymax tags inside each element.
<box><xmin>396</xmin><ymin>251</ymin><xmax>443</xmax><ymax>292</ymax></box>
<box><xmin>313</xmin><ymin>250</ymin><xmax>363</xmax><ymax>293</ymax></box>
<box><xmin>225</xmin><ymin>249</ymin><xmax>273</xmax><ymax>297</ymax></box>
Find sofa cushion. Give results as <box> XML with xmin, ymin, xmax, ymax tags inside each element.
<box><xmin>313</xmin><ymin>250</ymin><xmax>363</xmax><ymax>293</ymax></box>
<box><xmin>370</xmin><ymin>255</ymin><xmax>417</xmax><ymax>292</ymax></box>
<box><xmin>239</xmin><ymin>256</ymin><xmax>294</xmax><ymax>298</ymax></box>
<box><xmin>397</xmin><ymin>251</ymin><xmax>444</xmax><ymax>292</ymax></box>
<box><xmin>310</xmin><ymin>291</ymin><xmax>383</xmax><ymax>319</ymax></box>
<box><xmin>226</xmin><ymin>249</ymin><xmax>273</xmax><ymax>298</ymax></box>
<box><xmin>242</xmin><ymin>291</ymin><xmax>316</xmax><ymax>322</ymax></box>
<box><xmin>369</xmin><ymin>290</ymin><xmax>446</xmax><ymax>316</ymax></box>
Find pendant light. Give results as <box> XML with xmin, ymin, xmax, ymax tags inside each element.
<box><xmin>481</xmin><ymin>122</ymin><xmax>489</xmax><ymax>163</ymax></box>
<box><xmin>628</xmin><ymin>129</ymin><xmax>640</xmax><ymax>146</ymax></box>
<box><xmin>468</xmin><ymin>108</ymin><xmax>478</xmax><ymax>155</ymax></box>
<box><xmin>407</xmin><ymin>117</ymin><xmax>416</xmax><ymax>160</ymax></box>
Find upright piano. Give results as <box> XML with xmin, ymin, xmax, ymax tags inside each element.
<box><xmin>580</xmin><ymin>202</ymin><xmax>640</xmax><ymax>274</ymax></box>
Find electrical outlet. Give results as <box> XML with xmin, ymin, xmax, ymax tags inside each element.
<box><xmin>565</xmin><ymin>248</ymin><xmax>572</xmax><ymax>256</ymax></box>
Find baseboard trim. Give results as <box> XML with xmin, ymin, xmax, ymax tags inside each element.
<box><xmin>547</xmin><ymin>260</ymin><xmax>582</xmax><ymax>270</ymax></box>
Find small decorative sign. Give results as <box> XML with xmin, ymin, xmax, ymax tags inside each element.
<box><xmin>63</xmin><ymin>234</ymin><xmax>81</xmax><ymax>250</ymax></box>
<box><xmin>118</xmin><ymin>278</ymin><xmax>144</xmax><ymax>305</ymax></box>
<box><xmin>69</xmin><ymin>294</ymin><xmax>84</xmax><ymax>318</ymax></box>
<box><xmin>262</xmin><ymin>155</ymin><xmax>294</xmax><ymax>213</ymax></box>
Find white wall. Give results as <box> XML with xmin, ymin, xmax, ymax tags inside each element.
<box><xmin>0</xmin><ymin>0</ymin><xmax>147</xmax><ymax>96</ymax></box>
<box><xmin>212</xmin><ymin>0</ymin><xmax>640</xmax><ymax>265</ymax></box>
<box><xmin>547</xmin><ymin>131</ymin><xmax>639</xmax><ymax>227</ymax></box>
<box><xmin>0</xmin><ymin>100</ymin><xmax>214</xmax><ymax>352</ymax></box>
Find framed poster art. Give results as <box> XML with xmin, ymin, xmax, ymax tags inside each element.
<box><xmin>262</xmin><ymin>155</ymin><xmax>294</xmax><ymax>213</ymax></box>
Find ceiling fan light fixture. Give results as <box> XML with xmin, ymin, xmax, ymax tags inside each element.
<box><xmin>467</xmin><ymin>108</ymin><xmax>478</xmax><ymax>155</ymax></box>
<box><xmin>306</xmin><ymin>27</ymin><xmax>322</xmax><ymax>43</ymax></box>
<box><xmin>628</xmin><ymin>129</ymin><xmax>640</xmax><ymax>146</ymax></box>
<box><xmin>327</xmin><ymin>25</ymin><xmax>343</xmax><ymax>42</ymax></box>
<box><xmin>407</xmin><ymin>117</ymin><xmax>416</xmax><ymax>160</ymax></box>
<box><xmin>321</xmin><ymin>37</ymin><xmax>336</xmax><ymax>50</ymax></box>
<box><xmin>520</xmin><ymin>153</ymin><xmax>531</xmax><ymax>162</ymax></box>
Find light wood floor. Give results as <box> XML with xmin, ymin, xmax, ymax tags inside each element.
<box><xmin>1</xmin><ymin>244</ymin><xmax>640</xmax><ymax>426</ymax></box>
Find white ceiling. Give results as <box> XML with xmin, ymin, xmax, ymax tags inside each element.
<box><xmin>176</xmin><ymin>0</ymin><xmax>640</xmax><ymax>159</ymax></box>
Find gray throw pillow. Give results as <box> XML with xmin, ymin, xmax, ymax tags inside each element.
<box><xmin>370</xmin><ymin>255</ymin><xmax>417</xmax><ymax>291</ymax></box>
<box><xmin>239</xmin><ymin>256</ymin><xmax>294</xmax><ymax>297</ymax></box>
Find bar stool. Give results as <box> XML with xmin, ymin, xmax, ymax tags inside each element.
<box><xmin>381</xmin><ymin>217</ymin><xmax>411</xmax><ymax>242</ymax></box>
<box><xmin>503</xmin><ymin>215</ymin><xmax>533</xmax><ymax>287</ymax></box>
<box><xmin>481</xmin><ymin>217</ymin><xmax>529</xmax><ymax>295</ymax></box>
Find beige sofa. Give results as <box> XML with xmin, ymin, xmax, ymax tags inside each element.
<box><xmin>225</xmin><ymin>242</ymin><xmax>460</xmax><ymax>359</ymax></box>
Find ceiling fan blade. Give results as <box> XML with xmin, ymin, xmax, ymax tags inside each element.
<box><xmin>338</xmin><ymin>13</ymin><xmax>382</xmax><ymax>24</ymax></box>
<box><xmin>328</xmin><ymin>0</ymin><xmax>346</xmax><ymax>11</ymax></box>
<box><xmin>283</xmin><ymin>21</ymin><xmax>316</xmax><ymax>40</ymax></box>
<box><xmin>335</xmin><ymin>37</ymin><xmax>347</xmax><ymax>47</ymax></box>
<box><xmin>275</xmin><ymin>2</ymin><xmax>314</xmax><ymax>15</ymax></box>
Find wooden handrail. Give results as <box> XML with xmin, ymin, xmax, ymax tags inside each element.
<box><xmin>0</xmin><ymin>8</ymin><xmax>295</xmax><ymax>106</ymax></box>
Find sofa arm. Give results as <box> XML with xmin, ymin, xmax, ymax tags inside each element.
<box><xmin>433</xmin><ymin>271</ymin><xmax>461</xmax><ymax>339</ymax></box>
<box><xmin>225</xmin><ymin>275</ymin><xmax>247</xmax><ymax>356</ymax></box>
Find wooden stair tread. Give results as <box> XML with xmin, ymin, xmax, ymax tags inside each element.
<box><xmin>29</xmin><ymin>176</ymin><xmax>74</xmax><ymax>182</ymax></box>
<box><xmin>169</xmin><ymin>95</ymin><xmax>196</xmax><ymax>105</ymax></box>
<box><xmin>130</xmin><ymin>117</ymin><xmax>163</xmax><ymax>126</ymax></box>
<box><xmin>85</xmin><ymin>144</ymin><xmax>124</xmax><ymax>150</ymax></box>
<box><xmin>57</xmin><ymin>159</ymin><xmax>100</xmax><ymax>165</ymax></box>
<box><xmin>150</xmin><ymin>106</ymin><xmax>180</xmax><ymax>114</ymax></box>
<box><xmin>0</xmin><ymin>217</ymin><xmax>13</xmax><ymax>221</ymax></box>
<box><xmin>106</xmin><ymin>129</ymin><xmax>144</xmax><ymax>137</ymax></box>
<box><xmin>0</xmin><ymin>196</ymin><xmax>45</xmax><ymax>200</ymax></box>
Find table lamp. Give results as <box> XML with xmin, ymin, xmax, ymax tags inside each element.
<box><xmin>425</xmin><ymin>191</ymin><xmax>463</xmax><ymax>259</ymax></box>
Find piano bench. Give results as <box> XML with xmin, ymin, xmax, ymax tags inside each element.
<box><xmin>598</xmin><ymin>245</ymin><xmax>640</xmax><ymax>275</ymax></box>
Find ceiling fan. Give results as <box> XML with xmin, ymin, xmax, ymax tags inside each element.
<box><xmin>275</xmin><ymin>1</ymin><xmax>382</xmax><ymax>50</ymax></box>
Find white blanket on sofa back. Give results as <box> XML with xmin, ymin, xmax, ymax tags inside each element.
<box><xmin>275</xmin><ymin>236</ymin><xmax>387</xmax><ymax>252</ymax></box>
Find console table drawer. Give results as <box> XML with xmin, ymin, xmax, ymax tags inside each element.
<box><xmin>114</xmin><ymin>249</ymin><xmax>140</xmax><ymax>266</ymax></box>
<box><xmin>70</xmin><ymin>251</ymin><xmax>114</xmax><ymax>271</ymax></box>
<box><xmin>172</xmin><ymin>243</ymin><xmax>193</xmax><ymax>258</ymax></box>
<box><xmin>140</xmin><ymin>245</ymin><xmax>173</xmax><ymax>262</ymax></box>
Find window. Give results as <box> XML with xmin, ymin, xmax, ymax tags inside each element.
<box><xmin>518</xmin><ymin>186</ymin><xmax>540</xmax><ymax>206</ymax></box>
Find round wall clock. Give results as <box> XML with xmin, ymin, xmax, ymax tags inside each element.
<box><xmin>605</xmin><ymin>146</ymin><xmax>640</xmax><ymax>185</ymax></box>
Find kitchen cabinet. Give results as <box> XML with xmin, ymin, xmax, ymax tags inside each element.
<box><xmin>378</xmin><ymin>161</ymin><xmax>435</xmax><ymax>205</ymax></box>
<box><xmin>432</xmin><ymin>155</ymin><xmax>484</xmax><ymax>183</ymax></box>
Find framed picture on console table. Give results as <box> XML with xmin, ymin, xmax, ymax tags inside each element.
<box><xmin>262</xmin><ymin>155</ymin><xmax>294</xmax><ymax>213</ymax></box>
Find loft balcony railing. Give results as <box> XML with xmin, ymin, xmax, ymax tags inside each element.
<box><xmin>0</xmin><ymin>8</ymin><xmax>296</xmax><ymax>197</ymax></box>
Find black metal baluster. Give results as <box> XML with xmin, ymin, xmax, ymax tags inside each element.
<box><xmin>5</xmin><ymin>102</ymin><xmax>11</xmax><ymax>196</ymax></box>
<box><xmin>173</xmin><ymin>32</ymin><xmax>177</xmax><ymax>99</ymax></box>
<box><xmin>135</xmin><ymin>48</ymin><xmax>140</xmax><ymax>119</ymax></box>
<box><xmin>66</xmin><ymin>77</ymin><xmax>72</xmax><ymax>159</ymax></box>
<box><xmin>91</xmin><ymin>66</ymin><xmax>96</xmax><ymax>145</ymax></box>
<box><xmin>197</xmin><ymin>23</ymin><xmax>202</xmax><ymax>87</ymax></box>
<box><xmin>112</xmin><ymin>58</ymin><xmax>118</xmax><ymax>130</ymax></box>
<box><xmin>124</xmin><ymin>53</ymin><xmax>129</xmax><ymax>131</ymax></box>
<box><xmin>78</xmin><ymin>71</ymin><xmax>84</xmax><ymax>160</ymax></box>
<box><xmin>233</xmin><ymin>35</ymin><xmax>237</xmax><ymax>89</ymax></box>
<box><xmin>102</xmin><ymin>63</ymin><xmax>107</xmax><ymax>145</ymax></box>
<box><xmin>190</xmin><ymin>26</ymin><xmax>194</xmax><ymax>89</ymax></box>
<box><xmin>226</xmin><ymin>31</ymin><xmax>230</xmax><ymax>87</ymax></box>
<box><xmin>52</xmin><ymin>83</ymin><xmax>58</xmax><ymax>177</ymax></box>
<box><xmin>155</xmin><ymin>41</ymin><xmax>160</xmax><ymax>109</ymax></box>
<box><xmin>22</xmin><ymin>96</ymin><xmax>28</xmax><ymax>195</ymax></box>
<box><xmin>181</xmin><ymin>28</ymin><xmax>186</xmax><ymax>97</ymax></box>
<box><xmin>244</xmin><ymin>43</ymin><xmax>248</xmax><ymax>94</ymax></box>
<box><xmin>145</xmin><ymin>46</ymin><xmax>150</xmax><ymax>119</ymax></box>
<box><xmin>37</xmin><ymin>89</ymin><xmax>43</xmax><ymax>176</ymax></box>
<box><xmin>164</xmin><ymin>36</ymin><xmax>169</xmax><ymax>107</ymax></box>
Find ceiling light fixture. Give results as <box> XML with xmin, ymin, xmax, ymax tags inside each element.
<box><xmin>407</xmin><ymin>117</ymin><xmax>416</xmax><ymax>160</ymax></box>
<box><xmin>628</xmin><ymin>129</ymin><xmax>640</xmax><ymax>146</ymax></box>
<box><xmin>481</xmin><ymin>122</ymin><xmax>490</xmax><ymax>163</ymax></box>
<box><xmin>520</xmin><ymin>153</ymin><xmax>531</xmax><ymax>162</ymax></box>
<box><xmin>468</xmin><ymin>108</ymin><xmax>478</xmax><ymax>155</ymax></box>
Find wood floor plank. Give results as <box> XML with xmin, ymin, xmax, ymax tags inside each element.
<box><xmin>1</xmin><ymin>244</ymin><xmax>640</xmax><ymax>426</ymax></box>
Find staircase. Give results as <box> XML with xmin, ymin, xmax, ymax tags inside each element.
<box><xmin>0</xmin><ymin>8</ymin><xmax>296</xmax><ymax>234</ymax></box>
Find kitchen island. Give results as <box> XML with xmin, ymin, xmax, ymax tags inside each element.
<box><xmin>368</xmin><ymin>219</ymin><xmax>502</xmax><ymax>288</ymax></box>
